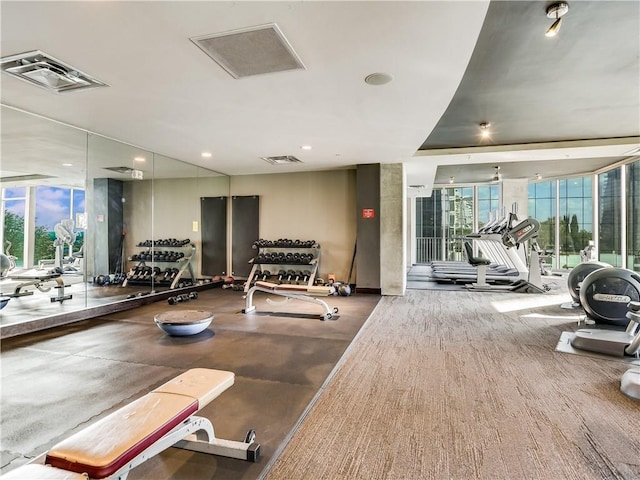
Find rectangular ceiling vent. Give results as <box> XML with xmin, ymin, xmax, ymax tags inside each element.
<box><xmin>190</xmin><ymin>23</ymin><xmax>305</xmax><ymax>79</ymax></box>
<box><xmin>0</xmin><ymin>174</ymin><xmax>54</xmax><ymax>183</ymax></box>
<box><xmin>0</xmin><ymin>50</ymin><xmax>107</xmax><ymax>93</ymax></box>
<box><xmin>104</xmin><ymin>166</ymin><xmax>135</xmax><ymax>174</ymax></box>
<box><xmin>260</xmin><ymin>155</ymin><xmax>303</xmax><ymax>165</ymax></box>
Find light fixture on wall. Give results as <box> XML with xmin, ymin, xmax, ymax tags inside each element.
<box><xmin>449</xmin><ymin>176</ymin><xmax>454</xmax><ymax>184</ymax></box>
<box><xmin>545</xmin><ymin>2</ymin><xmax>569</xmax><ymax>37</ymax></box>
<box><xmin>536</xmin><ymin>173</ymin><xmax>542</xmax><ymax>180</ymax></box>
<box><xmin>479</xmin><ymin>122</ymin><xmax>491</xmax><ymax>138</ymax></box>
<box><xmin>493</xmin><ymin>166</ymin><xmax>502</xmax><ymax>182</ymax></box>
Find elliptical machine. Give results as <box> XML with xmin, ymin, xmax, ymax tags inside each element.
<box><xmin>571</xmin><ymin>301</ymin><xmax>640</xmax><ymax>401</ymax></box>
<box><xmin>578</xmin><ymin>268</ymin><xmax>640</xmax><ymax>326</ymax></box>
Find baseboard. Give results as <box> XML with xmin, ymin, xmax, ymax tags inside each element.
<box><xmin>354</xmin><ymin>287</ymin><xmax>381</xmax><ymax>295</ymax></box>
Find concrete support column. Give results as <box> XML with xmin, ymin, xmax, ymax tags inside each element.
<box><xmin>380</xmin><ymin>164</ymin><xmax>405</xmax><ymax>295</ymax></box>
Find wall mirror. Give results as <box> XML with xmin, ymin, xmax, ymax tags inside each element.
<box><xmin>0</xmin><ymin>105</ymin><xmax>229</xmax><ymax>335</ymax></box>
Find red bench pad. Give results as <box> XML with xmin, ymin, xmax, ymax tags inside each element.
<box><xmin>46</xmin><ymin>392</ymin><xmax>198</xmax><ymax>478</ymax></box>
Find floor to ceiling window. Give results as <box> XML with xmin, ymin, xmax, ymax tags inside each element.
<box><xmin>477</xmin><ymin>184</ymin><xmax>500</xmax><ymax>228</ymax></box>
<box><xmin>528</xmin><ymin>180</ymin><xmax>557</xmax><ymax>267</ymax></box>
<box><xmin>444</xmin><ymin>187</ymin><xmax>474</xmax><ymax>261</ymax></box>
<box><xmin>415</xmin><ymin>190</ymin><xmax>443</xmax><ymax>263</ymax></box>
<box><xmin>558</xmin><ymin>176</ymin><xmax>593</xmax><ymax>268</ymax></box>
<box><xmin>1</xmin><ymin>186</ymin><xmax>85</xmax><ymax>268</ymax></box>
<box><xmin>598</xmin><ymin>168</ymin><xmax>623</xmax><ymax>267</ymax></box>
<box><xmin>627</xmin><ymin>159</ymin><xmax>640</xmax><ymax>272</ymax></box>
<box><xmin>1</xmin><ymin>187</ymin><xmax>27</xmax><ymax>267</ymax></box>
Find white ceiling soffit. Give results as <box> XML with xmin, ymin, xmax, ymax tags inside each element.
<box><xmin>190</xmin><ymin>23</ymin><xmax>305</xmax><ymax>79</ymax></box>
<box><xmin>0</xmin><ymin>50</ymin><xmax>107</xmax><ymax>93</ymax></box>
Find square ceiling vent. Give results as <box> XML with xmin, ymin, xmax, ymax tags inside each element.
<box><xmin>260</xmin><ymin>155</ymin><xmax>303</xmax><ymax>165</ymax></box>
<box><xmin>190</xmin><ymin>23</ymin><xmax>305</xmax><ymax>79</ymax></box>
<box><xmin>0</xmin><ymin>50</ymin><xmax>107</xmax><ymax>93</ymax></box>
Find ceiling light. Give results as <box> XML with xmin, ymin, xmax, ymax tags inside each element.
<box><xmin>201</xmin><ymin>152</ymin><xmax>212</xmax><ymax>158</ymax></box>
<box><xmin>479</xmin><ymin>122</ymin><xmax>491</xmax><ymax>138</ymax></box>
<box><xmin>134</xmin><ymin>156</ymin><xmax>145</xmax><ymax>162</ymax></box>
<box><xmin>449</xmin><ymin>176</ymin><xmax>454</xmax><ymax>184</ymax></box>
<box><xmin>62</xmin><ymin>163</ymin><xmax>73</xmax><ymax>167</ymax></box>
<box><xmin>300</xmin><ymin>145</ymin><xmax>312</xmax><ymax>150</ymax></box>
<box><xmin>536</xmin><ymin>173</ymin><xmax>542</xmax><ymax>180</ymax></box>
<box><xmin>545</xmin><ymin>2</ymin><xmax>569</xmax><ymax>37</ymax></box>
<box><xmin>364</xmin><ymin>72</ymin><xmax>393</xmax><ymax>86</ymax></box>
<box><xmin>493</xmin><ymin>166</ymin><xmax>502</xmax><ymax>182</ymax></box>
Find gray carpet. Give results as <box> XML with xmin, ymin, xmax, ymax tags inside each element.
<box><xmin>264</xmin><ymin>288</ymin><xmax>640</xmax><ymax>480</ymax></box>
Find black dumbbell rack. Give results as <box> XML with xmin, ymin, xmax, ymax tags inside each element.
<box><xmin>243</xmin><ymin>239</ymin><xmax>321</xmax><ymax>293</ymax></box>
<box><xmin>123</xmin><ymin>239</ymin><xmax>196</xmax><ymax>290</ymax></box>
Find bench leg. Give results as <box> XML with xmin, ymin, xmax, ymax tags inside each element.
<box><xmin>173</xmin><ymin>416</ymin><xmax>260</xmax><ymax>462</ymax></box>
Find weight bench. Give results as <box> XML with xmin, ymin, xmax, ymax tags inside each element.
<box><xmin>0</xmin><ymin>368</ymin><xmax>260</xmax><ymax>480</ymax></box>
<box><xmin>243</xmin><ymin>281</ymin><xmax>338</xmax><ymax>320</ymax></box>
<box><xmin>1</xmin><ymin>268</ymin><xmax>72</xmax><ymax>303</ymax></box>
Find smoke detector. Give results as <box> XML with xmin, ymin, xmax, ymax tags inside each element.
<box><xmin>1</xmin><ymin>50</ymin><xmax>107</xmax><ymax>93</ymax></box>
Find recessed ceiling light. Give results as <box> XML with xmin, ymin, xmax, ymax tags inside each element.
<box><xmin>62</xmin><ymin>163</ymin><xmax>72</xmax><ymax>167</ymax></box>
<box><xmin>300</xmin><ymin>145</ymin><xmax>312</xmax><ymax>150</ymax></box>
<box><xmin>449</xmin><ymin>177</ymin><xmax>455</xmax><ymax>184</ymax></box>
<box><xmin>134</xmin><ymin>156</ymin><xmax>145</xmax><ymax>162</ymax></box>
<box><xmin>479</xmin><ymin>122</ymin><xmax>491</xmax><ymax>138</ymax></box>
<box><xmin>201</xmin><ymin>152</ymin><xmax>212</xmax><ymax>158</ymax></box>
<box><xmin>364</xmin><ymin>72</ymin><xmax>393</xmax><ymax>86</ymax></box>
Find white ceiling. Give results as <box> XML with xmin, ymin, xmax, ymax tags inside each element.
<box><xmin>1</xmin><ymin>1</ymin><xmax>639</xmax><ymax>192</ymax></box>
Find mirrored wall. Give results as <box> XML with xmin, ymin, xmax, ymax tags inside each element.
<box><xmin>0</xmin><ymin>105</ymin><xmax>229</xmax><ymax>333</ymax></box>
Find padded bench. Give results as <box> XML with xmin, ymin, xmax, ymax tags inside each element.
<box><xmin>243</xmin><ymin>281</ymin><xmax>338</xmax><ymax>320</ymax></box>
<box><xmin>0</xmin><ymin>368</ymin><xmax>259</xmax><ymax>479</ymax></box>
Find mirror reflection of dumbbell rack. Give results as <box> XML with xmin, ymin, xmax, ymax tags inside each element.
<box><xmin>244</xmin><ymin>239</ymin><xmax>321</xmax><ymax>293</ymax></box>
<box><xmin>123</xmin><ymin>239</ymin><xmax>196</xmax><ymax>290</ymax></box>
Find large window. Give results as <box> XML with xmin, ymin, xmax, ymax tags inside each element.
<box><xmin>477</xmin><ymin>185</ymin><xmax>500</xmax><ymax>227</ymax></box>
<box><xmin>558</xmin><ymin>177</ymin><xmax>592</xmax><ymax>268</ymax></box>
<box><xmin>415</xmin><ymin>191</ymin><xmax>443</xmax><ymax>263</ymax></box>
<box><xmin>1</xmin><ymin>186</ymin><xmax>85</xmax><ymax>268</ymax></box>
<box><xmin>627</xmin><ymin>160</ymin><xmax>640</xmax><ymax>272</ymax></box>
<box><xmin>444</xmin><ymin>187</ymin><xmax>474</xmax><ymax>261</ymax></box>
<box><xmin>598</xmin><ymin>168</ymin><xmax>622</xmax><ymax>267</ymax></box>
<box><xmin>528</xmin><ymin>180</ymin><xmax>556</xmax><ymax>265</ymax></box>
<box><xmin>1</xmin><ymin>187</ymin><xmax>27</xmax><ymax>267</ymax></box>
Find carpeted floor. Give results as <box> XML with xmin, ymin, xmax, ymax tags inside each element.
<box><xmin>263</xmin><ymin>288</ymin><xmax>640</xmax><ymax>480</ymax></box>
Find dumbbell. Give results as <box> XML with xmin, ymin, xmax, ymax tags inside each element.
<box><xmin>301</xmin><ymin>270</ymin><xmax>311</xmax><ymax>284</ymax></box>
<box><xmin>285</xmin><ymin>270</ymin><xmax>296</xmax><ymax>283</ymax></box>
<box><xmin>293</xmin><ymin>271</ymin><xmax>302</xmax><ymax>284</ymax></box>
<box><xmin>251</xmin><ymin>271</ymin><xmax>261</xmax><ymax>284</ymax></box>
<box><xmin>260</xmin><ymin>270</ymin><xmax>271</xmax><ymax>281</ymax></box>
<box><xmin>277</xmin><ymin>269</ymin><xmax>287</xmax><ymax>284</ymax></box>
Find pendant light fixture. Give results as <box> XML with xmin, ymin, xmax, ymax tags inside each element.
<box><xmin>545</xmin><ymin>2</ymin><xmax>569</xmax><ymax>37</ymax></box>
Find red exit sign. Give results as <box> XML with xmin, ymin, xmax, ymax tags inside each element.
<box><xmin>362</xmin><ymin>208</ymin><xmax>375</xmax><ymax>219</ymax></box>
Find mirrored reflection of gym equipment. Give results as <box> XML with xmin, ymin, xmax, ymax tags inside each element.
<box><xmin>38</xmin><ymin>219</ymin><xmax>84</xmax><ymax>273</ymax></box>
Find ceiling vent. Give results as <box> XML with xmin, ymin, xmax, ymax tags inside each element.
<box><xmin>260</xmin><ymin>155</ymin><xmax>303</xmax><ymax>165</ymax></box>
<box><xmin>104</xmin><ymin>166</ymin><xmax>135</xmax><ymax>174</ymax></box>
<box><xmin>1</xmin><ymin>50</ymin><xmax>107</xmax><ymax>93</ymax></box>
<box><xmin>190</xmin><ymin>23</ymin><xmax>305</xmax><ymax>79</ymax></box>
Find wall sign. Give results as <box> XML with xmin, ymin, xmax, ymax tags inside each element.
<box><xmin>362</xmin><ymin>208</ymin><xmax>375</xmax><ymax>219</ymax></box>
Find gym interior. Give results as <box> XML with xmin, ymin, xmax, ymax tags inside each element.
<box><xmin>1</xmin><ymin>2</ymin><xmax>639</xmax><ymax>479</ymax></box>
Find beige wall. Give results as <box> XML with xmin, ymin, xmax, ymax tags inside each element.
<box><xmin>124</xmin><ymin>176</ymin><xmax>229</xmax><ymax>278</ymax></box>
<box><xmin>230</xmin><ymin>170</ymin><xmax>357</xmax><ymax>283</ymax></box>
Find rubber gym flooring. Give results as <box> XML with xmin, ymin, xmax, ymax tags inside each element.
<box><xmin>0</xmin><ymin>287</ymin><xmax>381</xmax><ymax>479</ymax></box>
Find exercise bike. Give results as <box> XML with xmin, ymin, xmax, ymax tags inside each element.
<box><xmin>571</xmin><ymin>301</ymin><xmax>640</xmax><ymax>401</ymax></box>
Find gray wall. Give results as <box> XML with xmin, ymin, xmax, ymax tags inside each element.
<box><xmin>356</xmin><ymin>164</ymin><xmax>381</xmax><ymax>291</ymax></box>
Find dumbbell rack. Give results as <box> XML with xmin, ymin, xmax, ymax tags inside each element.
<box><xmin>123</xmin><ymin>239</ymin><xmax>196</xmax><ymax>290</ymax></box>
<box><xmin>244</xmin><ymin>239</ymin><xmax>321</xmax><ymax>293</ymax></box>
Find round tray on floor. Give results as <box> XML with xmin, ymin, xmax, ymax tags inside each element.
<box><xmin>154</xmin><ymin>309</ymin><xmax>214</xmax><ymax>336</ymax></box>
